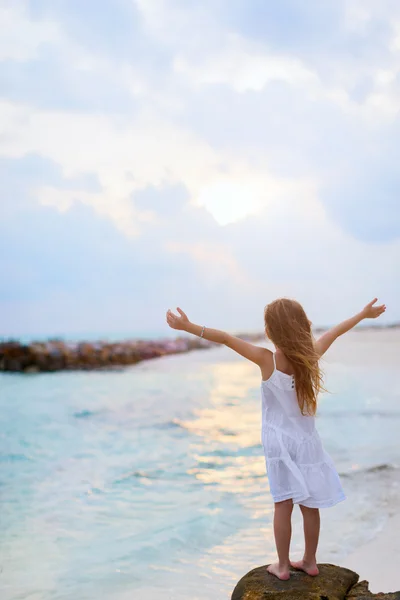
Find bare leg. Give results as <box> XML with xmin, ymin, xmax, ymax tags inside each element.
<box><xmin>290</xmin><ymin>504</ymin><xmax>320</xmax><ymax>576</ymax></box>
<box><xmin>267</xmin><ymin>499</ymin><xmax>293</xmax><ymax>580</ymax></box>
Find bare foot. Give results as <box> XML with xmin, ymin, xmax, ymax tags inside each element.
<box><xmin>290</xmin><ymin>559</ymin><xmax>319</xmax><ymax>576</ymax></box>
<box><xmin>267</xmin><ymin>563</ymin><xmax>290</xmax><ymax>580</ymax></box>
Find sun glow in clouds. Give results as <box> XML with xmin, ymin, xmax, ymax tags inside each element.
<box><xmin>195</xmin><ymin>177</ymin><xmax>268</xmax><ymax>225</ymax></box>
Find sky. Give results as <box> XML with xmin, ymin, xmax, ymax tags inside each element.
<box><xmin>1</xmin><ymin>0</ymin><xmax>399</xmax><ymax>339</ymax></box>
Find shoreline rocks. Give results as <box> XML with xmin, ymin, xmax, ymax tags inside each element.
<box><xmin>231</xmin><ymin>564</ymin><xmax>400</xmax><ymax>599</ymax></box>
<box><xmin>0</xmin><ymin>336</ymin><xmax>220</xmax><ymax>373</ymax></box>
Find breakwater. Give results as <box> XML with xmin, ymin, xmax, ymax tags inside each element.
<box><xmin>0</xmin><ymin>336</ymin><xmax>218</xmax><ymax>373</ymax></box>
<box><xmin>0</xmin><ymin>332</ymin><xmax>263</xmax><ymax>373</ymax></box>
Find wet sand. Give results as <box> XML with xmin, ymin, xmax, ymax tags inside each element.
<box><xmin>342</xmin><ymin>511</ymin><xmax>400</xmax><ymax>593</ymax></box>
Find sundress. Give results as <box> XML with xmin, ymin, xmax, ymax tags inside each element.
<box><xmin>261</xmin><ymin>352</ymin><xmax>346</xmax><ymax>508</ymax></box>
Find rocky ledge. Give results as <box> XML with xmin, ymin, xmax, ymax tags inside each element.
<box><xmin>231</xmin><ymin>564</ymin><xmax>400</xmax><ymax>599</ymax></box>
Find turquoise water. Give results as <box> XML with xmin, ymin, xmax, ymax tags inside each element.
<box><xmin>1</xmin><ymin>332</ymin><xmax>400</xmax><ymax>599</ymax></box>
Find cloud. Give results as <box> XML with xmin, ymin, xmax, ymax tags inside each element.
<box><xmin>173</xmin><ymin>34</ymin><xmax>318</xmax><ymax>93</ymax></box>
<box><xmin>0</xmin><ymin>51</ymin><xmax>136</xmax><ymax>112</ymax></box>
<box><xmin>1</xmin><ymin>0</ymin><xmax>399</xmax><ymax>336</ymax></box>
<box><xmin>322</xmin><ymin>153</ymin><xmax>400</xmax><ymax>242</ymax></box>
<box><xmin>2</xmin><ymin>157</ymin><xmax>398</xmax><ymax>338</ymax></box>
<box><xmin>0</xmin><ymin>3</ymin><xmax>60</xmax><ymax>62</ymax></box>
<box><xmin>0</xmin><ymin>99</ymin><xmax>308</xmax><ymax>236</ymax></box>
<box><xmin>0</xmin><ymin>159</ymin><xmax>255</xmax><ymax>336</ymax></box>
<box><xmin>29</xmin><ymin>0</ymin><xmax>141</xmax><ymax>59</ymax></box>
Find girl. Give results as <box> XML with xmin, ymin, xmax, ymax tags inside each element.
<box><xmin>165</xmin><ymin>297</ymin><xmax>386</xmax><ymax>581</ymax></box>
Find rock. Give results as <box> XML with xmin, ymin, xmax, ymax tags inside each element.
<box><xmin>347</xmin><ymin>580</ymin><xmax>400</xmax><ymax>599</ymax></box>
<box><xmin>232</xmin><ymin>563</ymin><xmax>358</xmax><ymax>600</ymax></box>
<box><xmin>5</xmin><ymin>358</ymin><xmax>22</xmax><ymax>371</ymax></box>
<box><xmin>231</xmin><ymin>565</ymin><xmax>400</xmax><ymax>600</ymax></box>
<box><xmin>23</xmin><ymin>365</ymin><xmax>40</xmax><ymax>373</ymax></box>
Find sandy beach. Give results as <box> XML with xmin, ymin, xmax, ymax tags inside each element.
<box><xmin>324</xmin><ymin>330</ymin><xmax>400</xmax><ymax>594</ymax></box>
<box><xmin>327</xmin><ymin>329</ymin><xmax>400</xmax><ymax>593</ymax></box>
<box><xmin>342</xmin><ymin>511</ymin><xmax>400</xmax><ymax>593</ymax></box>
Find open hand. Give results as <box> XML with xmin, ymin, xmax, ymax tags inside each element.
<box><xmin>362</xmin><ymin>298</ymin><xmax>386</xmax><ymax>319</ymax></box>
<box><xmin>166</xmin><ymin>307</ymin><xmax>190</xmax><ymax>331</ymax></box>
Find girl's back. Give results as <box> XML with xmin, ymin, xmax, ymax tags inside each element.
<box><xmin>261</xmin><ymin>351</ymin><xmax>316</xmax><ymax>439</ymax></box>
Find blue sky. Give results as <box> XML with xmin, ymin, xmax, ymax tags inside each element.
<box><xmin>1</xmin><ymin>0</ymin><xmax>399</xmax><ymax>339</ymax></box>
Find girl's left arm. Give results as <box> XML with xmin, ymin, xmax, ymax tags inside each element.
<box><xmin>166</xmin><ymin>307</ymin><xmax>268</xmax><ymax>367</ymax></box>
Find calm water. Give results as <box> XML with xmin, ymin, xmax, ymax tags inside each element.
<box><xmin>1</xmin><ymin>330</ymin><xmax>400</xmax><ymax>599</ymax></box>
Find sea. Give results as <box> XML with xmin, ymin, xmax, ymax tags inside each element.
<box><xmin>1</xmin><ymin>329</ymin><xmax>400</xmax><ymax>600</ymax></box>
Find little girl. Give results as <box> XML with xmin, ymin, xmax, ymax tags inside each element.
<box><xmin>166</xmin><ymin>297</ymin><xmax>386</xmax><ymax>580</ymax></box>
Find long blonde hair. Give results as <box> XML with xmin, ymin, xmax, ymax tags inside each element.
<box><xmin>264</xmin><ymin>298</ymin><xmax>326</xmax><ymax>416</ymax></box>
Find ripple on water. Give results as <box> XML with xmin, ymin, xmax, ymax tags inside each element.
<box><xmin>0</xmin><ymin>453</ymin><xmax>34</xmax><ymax>462</ymax></box>
<box><xmin>73</xmin><ymin>409</ymin><xmax>100</xmax><ymax>418</ymax></box>
<box><xmin>339</xmin><ymin>463</ymin><xmax>398</xmax><ymax>478</ymax></box>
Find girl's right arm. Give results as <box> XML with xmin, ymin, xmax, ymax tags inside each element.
<box><xmin>315</xmin><ymin>297</ymin><xmax>386</xmax><ymax>358</ymax></box>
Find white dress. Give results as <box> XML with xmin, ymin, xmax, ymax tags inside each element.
<box><xmin>261</xmin><ymin>352</ymin><xmax>346</xmax><ymax>508</ymax></box>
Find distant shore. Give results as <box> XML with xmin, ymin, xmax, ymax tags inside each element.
<box><xmin>1</xmin><ymin>324</ymin><xmax>399</xmax><ymax>373</ymax></box>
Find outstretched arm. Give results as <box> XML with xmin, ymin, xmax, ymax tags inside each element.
<box><xmin>166</xmin><ymin>307</ymin><xmax>268</xmax><ymax>367</ymax></box>
<box><xmin>315</xmin><ymin>297</ymin><xmax>386</xmax><ymax>358</ymax></box>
